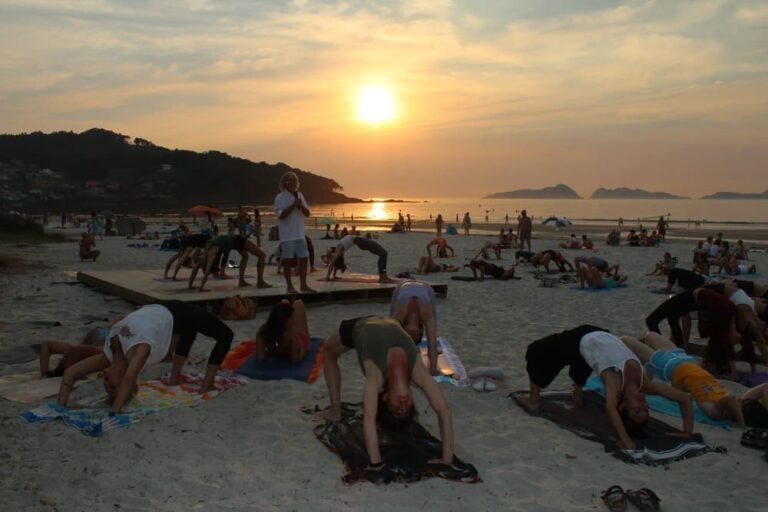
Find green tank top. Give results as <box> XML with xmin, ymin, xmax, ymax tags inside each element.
<box><xmin>353</xmin><ymin>316</ymin><xmax>418</xmax><ymax>377</ymax></box>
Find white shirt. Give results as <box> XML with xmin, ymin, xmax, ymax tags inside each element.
<box><xmin>104</xmin><ymin>304</ymin><xmax>174</xmax><ymax>368</ymax></box>
<box><xmin>339</xmin><ymin>235</ymin><xmax>356</xmax><ymax>250</ymax></box>
<box><xmin>579</xmin><ymin>331</ymin><xmax>643</xmax><ymax>388</ymax></box>
<box><xmin>273</xmin><ymin>190</ymin><xmax>309</xmax><ymax>242</ymax></box>
<box><xmin>729</xmin><ymin>289</ymin><xmax>755</xmax><ymax>311</ymax></box>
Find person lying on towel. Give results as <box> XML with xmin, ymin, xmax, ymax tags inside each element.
<box><xmin>56</xmin><ymin>301</ymin><xmax>233</xmax><ymax>412</ymax></box>
<box><xmin>253</xmin><ymin>299</ymin><xmax>310</xmax><ymax>364</ymax></box>
<box><xmin>316</xmin><ymin>316</ymin><xmax>454</xmax><ymax>467</ymax></box>
<box><xmin>389</xmin><ymin>280</ymin><xmax>439</xmax><ymax>375</ymax></box>
<box><xmin>39</xmin><ymin>326</ymin><xmax>109</xmax><ymax>378</ymax></box>
<box><xmin>519</xmin><ymin>325</ymin><xmax>694</xmax><ymax>450</ymax></box>
<box><xmin>623</xmin><ymin>332</ymin><xmax>768</xmax><ymax>427</ymax></box>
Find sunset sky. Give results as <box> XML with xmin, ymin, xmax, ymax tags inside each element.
<box><xmin>1</xmin><ymin>0</ymin><xmax>766</xmax><ymax>199</ymax></box>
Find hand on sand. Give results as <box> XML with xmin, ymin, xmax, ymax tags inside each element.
<box><xmin>429</xmin><ymin>367</ymin><xmax>441</xmax><ymax>377</ymax></box>
<box><xmin>618</xmin><ymin>439</ymin><xmax>637</xmax><ymax>450</ymax></box>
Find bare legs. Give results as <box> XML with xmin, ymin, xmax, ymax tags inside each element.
<box><xmin>315</xmin><ymin>330</ymin><xmax>350</xmax><ymax>421</ymax></box>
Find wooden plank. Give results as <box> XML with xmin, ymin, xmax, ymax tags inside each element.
<box><xmin>76</xmin><ymin>269</ymin><xmax>448</xmax><ymax>306</ymax></box>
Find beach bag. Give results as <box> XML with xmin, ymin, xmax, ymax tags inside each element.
<box><xmin>219</xmin><ymin>295</ymin><xmax>257</xmax><ymax>320</ymax></box>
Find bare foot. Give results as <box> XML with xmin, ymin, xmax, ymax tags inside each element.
<box><xmin>198</xmin><ymin>384</ymin><xmax>217</xmax><ymax>394</ymax></box>
<box><xmin>286</xmin><ymin>287</ymin><xmax>298</xmax><ymax>294</ymax></box>
<box><xmin>257</xmin><ymin>281</ymin><xmax>272</xmax><ymax>288</ymax></box>
<box><xmin>300</xmin><ymin>286</ymin><xmax>317</xmax><ymax>293</ymax></box>
<box><xmin>516</xmin><ymin>395</ymin><xmax>539</xmax><ymax>411</ymax></box>
<box><xmin>379</xmin><ymin>277</ymin><xmax>396</xmax><ymax>284</ymax></box>
<box><xmin>239</xmin><ymin>280</ymin><xmax>252</xmax><ymax>287</ymax></box>
<box><xmin>315</xmin><ymin>407</ymin><xmax>341</xmax><ymax>422</ymax></box>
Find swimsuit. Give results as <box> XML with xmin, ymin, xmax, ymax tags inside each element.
<box><xmin>647</xmin><ymin>348</ymin><xmax>728</xmax><ymax>404</ymax></box>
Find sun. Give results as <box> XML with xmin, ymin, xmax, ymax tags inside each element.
<box><xmin>356</xmin><ymin>85</ymin><xmax>396</xmax><ymax>124</ymax></box>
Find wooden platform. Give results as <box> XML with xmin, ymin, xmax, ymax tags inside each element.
<box><xmin>76</xmin><ymin>269</ymin><xmax>448</xmax><ymax>306</ymax></box>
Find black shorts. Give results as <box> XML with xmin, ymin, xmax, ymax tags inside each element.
<box><xmin>182</xmin><ymin>234</ymin><xmax>210</xmax><ymax>249</ymax></box>
<box><xmin>339</xmin><ymin>317</ymin><xmax>366</xmax><ymax>349</ymax></box>
<box><xmin>232</xmin><ymin>235</ymin><xmax>246</xmax><ymax>252</ymax></box>
<box><xmin>525</xmin><ymin>325</ymin><xmax>603</xmax><ymax>388</ymax></box>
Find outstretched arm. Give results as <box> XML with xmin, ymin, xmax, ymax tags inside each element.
<box><xmin>362</xmin><ymin>373</ymin><xmax>382</xmax><ymax>464</ymax></box>
<box><xmin>325</xmin><ymin>247</ymin><xmax>344</xmax><ymax>279</ymax></box>
<box><xmin>643</xmin><ymin>378</ymin><xmax>694</xmax><ymax>436</ymax></box>
<box><xmin>602</xmin><ymin>372</ymin><xmax>635</xmax><ymax>450</ymax></box>
<box><xmin>111</xmin><ymin>344</ymin><xmax>150</xmax><ymax>413</ymax></box>
<box><xmin>412</xmin><ymin>361</ymin><xmax>453</xmax><ymax>463</ymax></box>
<box><xmin>424</xmin><ymin>309</ymin><xmax>439</xmax><ymax>375</ymax></box>
<box><xmin>57</xmin><ymin>353</ymin><xmax>110</xmax><ymax>406</ymax></box>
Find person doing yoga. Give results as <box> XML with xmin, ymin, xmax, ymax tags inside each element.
<box><xmin>326</xmin><ymin>235</ymin><xmax>394</xmax><ymax>283</ymax></box>
<box><xmin>426</xmin><ymin>236</ymin><xmax>455</xmax><ymax>258</ymax></box>
<box><xmin>417</xmin><ymin>255</ymin><xmax>460</xmax><ymax>274</ymax></box>
<box><xmin>389</xmin><ymin>280</ymin><xmax>439</xmax><ymax>375</ymax></box>
<box><xmin>253</xmin><ymin>299</ymin><xmax>310</xmax><ymax>364</ymax></box>
<box><xmin>164</xmin><ymin>232</ymin><xmax>210</xmax><ymax>280</ymax></box>
<box><xmin>316</xmin><ymin>316</ymin><xmax>454</xmax><ymax>466</ymax></box>
<box><xmin>473</xmin><ymin>241</ymin><xmax>502</xmax><ymax>260</ymax></box>
<box><xmin>622</xmin><ymin>332</ymin><xmax>745</xmax><ymax>425</ymax></box>
<box><xmin>466</xmin><ymin>259</ymin><xmax>516</xmax><ymax>281</ymax></box>
<box><xmin>187</xmin><ymin>231</ymin><xmax>272</xmax><ymax>292</ymax></box>
<box><xmin>664</xmin><ymin>267</ymin><xmax>706</xmax><ymax>293</ymax></box>
<box><xmin>520</xmin><ymin>326</ymin><xmax>694</xmax><ymax>450</ymax></box>
<box><xmin>56</xmin><ymin>302</ymin><xmax>234</xmax><ymax>412</ymax></box>
<box><xmin>576</xmin><ymin>263</ymin><xmax>627</xmax><ymax>290</ymax></box>
<box><xmin>530</xmin><ymin>250</ymin><xmax>574</xmax><ymax>273</ymax></box>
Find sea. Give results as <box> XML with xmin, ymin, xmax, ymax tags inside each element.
<box><xmin>303</xmin><ymin>197</ymin><xmax>768</xmax><ymax>230</ymax></box>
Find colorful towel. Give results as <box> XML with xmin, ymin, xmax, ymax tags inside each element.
<box><xmin>419</xmin><ymin>337</ymin><xmax>469</xmax><ymax>387</ymax></box>
<box><xmin>312</xmin><ymin>402</ymin><xmax>480</xmax><ymax>484</ymax></box>
<box><xmin>20</xmin><ymin>373</ymin><xmax>247</xmax><ymax>436</ymax></box>
<box><xmin>224</xmin><ymin>338</ymin><xmax>325</xmax><ymax>383</ymax></box>
<box><xmin>511</xmin><ymin>390</ymin><xmax>724</xmax><ymax>466</ymax></box>
<box><xmin>584</xmin><ymin>376</ymin><xmax>729</xmax><ymax>427</ymax></box>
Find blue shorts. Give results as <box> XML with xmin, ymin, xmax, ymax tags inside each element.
<box><xmin>647</xmin><ymin>348</ymin><xmax>697</xmax><ymax>381</ymax></box>
<box><xmin>280</xmin><ymin>238</ymin><xmax>309</xmax><ymax>259</ymax></box>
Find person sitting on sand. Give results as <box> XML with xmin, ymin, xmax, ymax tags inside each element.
<box><xmin>576</xmin><ymin>263</ymin><xmax>627</xmax><ymax>290</ymax></box>
<box><xmin>530</xmin><ymin>250</ymin><xmax>574</xmax><ymax>273</ymax></box>
<box><xmin>417</xmin><ymin>255</ymin><xmax>460</xmax><ymax>274</ymax></box>
<box><xmin>426</xmin><ymin>236</ymin><xmax>455</xmax><ymax>258</ymax></box>
<box><xmin>39</xmin><ymin>326</ymin><xmax>108</xmax><ymax>377</ymax></box>
<box><xmin>605</xmin><ymin>229</ymin><xmax>621</xmax><ymax>246</ymax></box>
<box><xmin>466</xmin><ymin>260</ymin><xmax>516</xmax><ymax>281</ymax></box>
<box><xmin>389</xmin><ymin>280</ymin><xmax>439</xmax><ymax>375</ymax></box>
<box><xmin>164</xmin><ymin>232</ymin><xmax>211</xmax><ymax>280</ymax></box>
<box><xmin>326</xmin><ymin>235</ymin><xmax>394</xmax><ymax>283</ymax></box>
<box><xmin>57</xmin><ymin>301</ymin><xmax>234</xmax><ymax>412</ymax></box>
<box><xmin>79</xmin><ymin>232</ymin><xmax>100</xmax><ymax>262</ymax></box>
<box><xmin>519</xmin><ymin>326</ymin><xmax>694</xmax><ymax>450</ymax></box>
<box><xmin>187</xmin><ymin>230</ymin><xmax>272</xmax><ymax>292</ymax></box>
<box><xmin>253</xmin><ymin>299</ymin><xmax>310</xmax><ymax>364</ymax></box>
<box><xmin>622</xmin><ymin>332</ymin><xmax>749</xmax><ymax>425</ymax></box>
<box><xmin>559</xmin><ymin>234</ymin><xmax>581</xmax><ymax>250</ymax></box>
<box><xmin>473</xmin><ymin>240</ymin><xmax>502</xmax><ymax>260</ymax></box>
<box><xmin>648</xmin><ymin>252</ymin><xmax>676</xmax><ymax>276</ymax></box>
<box><xmin>580</xmin><ymin>235</ymin><xmax>594</xmax><ymax>250</ymax></box>
<box><xmin>626</xmin><ymin>230</ymin><xmax>640</xmax><ymax>246</ymax></box>
<box><xmin>316</xmin><ymin>316</ymin><xmax>454</xmax><ymax>466</ymax></box>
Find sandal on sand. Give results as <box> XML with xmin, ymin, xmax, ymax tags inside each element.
<box><xmin>601</xmin><ymin>485</ymin><xmax>626</xmax><ymax>512</ymax></box>
<box><xmin>741</xmin><ymin>428</ymin><xmax>768</xmax><ymax>450</ymax></box>
<box><xmin>626</xmin><ymin>488</ymin><xmax>661</xmax><ymax>512</ymax></box>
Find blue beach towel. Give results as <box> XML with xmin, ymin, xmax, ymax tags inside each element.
<box><xmin>583</xmin><ymin>376</ymin><xmax>729</xmax><ymax>427</ymax></box>
<box><xmin>418</xmin><ymin>337</ymin><xmax>469</xmax><ymax>387</ymax></box>
<box><xmin>234</xmin><ymin>337</ymin><xmax>324</xmax><ymax>382</ymax></box>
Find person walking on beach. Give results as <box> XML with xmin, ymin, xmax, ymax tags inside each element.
<box><xmin>462</xmin><ymin>212</ymin><xmax>472</xmax><ymax>236</ymax></box>
<box><xmin>657</xmin><ymin>216</ymin><xmax>668</xmax><ymax>241</ymax></box>
<box><xmin>406</xmin><ymin>214</ymin><xmax>412</xmax><ymax>232</ymax></box>
<box><xmin>274</xmin><ymin>171</ymin><xmax>315</xmax><ymax>293</ymax></box>
<box><xmin>435</xmin><ymin>214</ymin><xmax>444</xmax><ymax>237</ymax></box>
<box><xmin>517</xmin><ymin>210</ymin><xmax>532</xmax><ymax>251</ymax></box>
<box><xmin>252</xmin><ymin>208</ymin><xmax>262</xmax><ymax>246</ymax></box>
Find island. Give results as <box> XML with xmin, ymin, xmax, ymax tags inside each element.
<box><xmin>484</xmin><ymin>184</ymin><xmax>580</xmax><ymax>199</ymax></box>
<box><xmin>590</xmin><ymin>187</ymin><xmax>688</xmax><ymax>199</ymax></box>
<box><xmin>701</xmin><ymin>190</ymin><xmax>768</xmax><ymax>200</ymax></box>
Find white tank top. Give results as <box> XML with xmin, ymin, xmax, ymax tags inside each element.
<box><xmin>339</xmin><ymin>235</ymin><xmax>356</xmax><ymax>250</ymax></box>
<box><xmin>104</xmin><ymin>304</ymin><xmax>174</xmax><ymax>368</ymax></box>
<box><xmin>579</xmin><ymin>331</ymin><xmax>643</xmax><ymax>389</ymax></box>
<box><xmin>729</xmin><ymin>288</ymin><xmax>755</xmax><ymax>311</ymax></box>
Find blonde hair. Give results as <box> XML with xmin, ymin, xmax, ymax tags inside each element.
<box><xmin>279</xmin><ymin>171</ymin><xmax>299</xmax><ymax>191</ymax></box>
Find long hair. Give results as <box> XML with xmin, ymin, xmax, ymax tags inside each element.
<box><xmin>376</xmin><ymin>393</ymin><xmax>417</xmax><ymax>432</ymax></box>
<box><xmin>258</xmin><ymin>302</ymin><xmax>293</xmax><ymax>345</ymax></box>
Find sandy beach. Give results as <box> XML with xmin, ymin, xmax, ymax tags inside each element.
<box><xmin>1</xmin><ymin>225</ymin><xmax>766</xmax><ymax>511</ymax></box>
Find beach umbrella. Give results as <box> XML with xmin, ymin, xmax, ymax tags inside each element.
<box><xmin>318</xmin><ymin>217</ymin><xmax>336</xmax><ymax>225</ymax></box>
<box><xmin>542</xmin><ymin>215</ymin><xmax>572</xmax><ymax>227</ymax></box>
<box><xmin>188</xmin><ymin>205</ymin><xmax>223</xmax><ymax>217</ymax></box>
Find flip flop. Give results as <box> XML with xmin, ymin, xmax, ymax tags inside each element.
<box><xmin>600</xmin><ymin>485</ymin><xmax>626</xmax><ymax>512</ymax></box>
<box><xmin>741</xmin><ymin>428</ymin><xmax>768</xmax><ymax>450</ymax></box>
<box><xmin>625</xmin><ymin>488</ymin><xmax>661</xmax><ymax>512</ymax></box>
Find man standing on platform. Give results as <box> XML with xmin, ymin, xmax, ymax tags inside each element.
<box><xmin>273</xmin><ymin>171</ymin><xmax>316</xmax><ymax>294</ymax></box>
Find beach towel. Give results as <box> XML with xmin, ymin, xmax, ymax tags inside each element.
<box><xmin>511</xmin><ymin>390</ymin><xmax>724</xmax><ymax>466</ymax></box>
<box><xmin>583</xmin><ymin>376</ymin><xmax>729</xmax><ymax>427</ymax></box>
<box><xmin>0</xmin><ymin>372</ymin><xmax>91</xmax><ymax>403</ymax></box>
<box><xmin>20</xmin><ymin>373</ymin><xmax>247</xmax><ymax>436</ymax></box>
<box><xmin>311</xmin><ymin>402</ymin><xmax>480</xmax><ymax>484</ymax></box>
<box><xmin>418</xmin><ymin>337</ymin><xmax>469</xmax><ymax>387</ymax></box>
<box><xmin>222</xmin><ymin>337</ymin><xmax>325</xmax><ymax>383</ymax></box>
